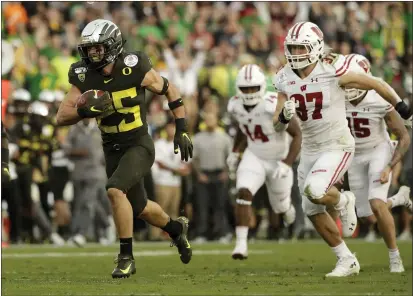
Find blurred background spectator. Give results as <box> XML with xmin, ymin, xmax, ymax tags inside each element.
<box><xmin>1</xmin><ymin>1</ymin><xmax>412</xmax><ymax>246</ymax></box>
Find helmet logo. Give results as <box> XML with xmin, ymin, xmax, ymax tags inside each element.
<box><xmin>78</xmin><ymin>74</ymin><xmax>85</xmax><ymax>82</ymax></box>
<box><xmin>357</xmin><ymin>60</ymin><xmax>370</xmax><ymax>73</ymax></box>
<box><xmin>310</xmin><ymin>27</ymin><xmax>323</xmax><ymax>39</ymax></box>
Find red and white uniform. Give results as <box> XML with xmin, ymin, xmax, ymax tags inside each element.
<box><xmin>273</xmin><ymin>55</ymin><xmax>355</xmax><ymax>215</ymax></box>
<box><xmin>346</xmin><ymin>91</ymin><xmax>394</xmax><ymax>217</ymax></box>
<box><xmin>228</xmin><ymin>92</ymin><xmax>292</xmax><ymax>213</ymax></box>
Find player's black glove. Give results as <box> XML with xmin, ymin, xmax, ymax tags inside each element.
<box><xmin>77</xmin><ymin>91</ymin><xmax>113</xmax><ymax>118</ymax></box>
<box><xmin>395</xmin><ymin>101</ymin><xmax>412</xmax><ymax>120</ymax></box>
<box><xmin>174</xmin><ymin>118</ymin><xmax>193</xmax><ymax>162</ymax></box>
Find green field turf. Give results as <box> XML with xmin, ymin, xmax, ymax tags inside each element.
<box><xmin>2</xmin><ymin>240</ymin><xmax>412</xmax><ymax>296</ymax></box>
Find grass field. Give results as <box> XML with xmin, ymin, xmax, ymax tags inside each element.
<box><xmin>2</xmin><ymin>240</ymin><xmax>412</xmax><ymax>296</ymax></box>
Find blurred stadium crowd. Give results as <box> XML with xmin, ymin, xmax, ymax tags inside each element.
<box><xmin>1</xmin><ymin>1</ymin><xmax>412</xmax><ymax>246</ymax></box>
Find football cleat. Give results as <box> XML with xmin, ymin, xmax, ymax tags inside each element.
<box><xmin>325</xmin><ymin>254</ymin><xmax>360</xmax><ymax>277</ymax></box>
<box><xmin>339</xmin><ymin>191</ymin><xmax>357</xmax><ymax>237</ymax></box>
<box><xmin>112</xmin><ymin>254</ymin><xmax>136</xmax><ymax>279</ymax></box>
<box><xmin>232</xmin><ymin>244</ymin><xmax>248</xmax><ymax>260</ymax></box>
<box><xmin>399</xmin><ymin>186</ymin><xmax>412</xmax><ymax>212</ymax></box>
<box><xmin>390</xmin><ymin>256</ymin><xmax>405</xmax><ymax>273</ymax></box>
<box><xmin>170</xmin><ymin>217</ymin><xmax>192</xmax><ymax>264</ymax></box>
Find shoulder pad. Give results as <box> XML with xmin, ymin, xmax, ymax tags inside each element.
<box><xmin>272</xmin><ymin>68</ymin><xmax>287</xmax><ymax>92</ymax></box>
<box><xmin>120</xmin><ymin>51</ymin><xmax>153</xmax><ymax>86</ymax></box>
<box><xmin>227</xmin><ymin>96</ymin><xmax>241</xmax><ymax>113</ymax></box>
<box><xmin>373</xmin><ymin>91</ymin><xmax>394</xmax><ymax>113</ymax></box>
<box><xmin>123</xmin><ymin>51</ymin><xmax>152</xmax><ymax>71</ymax></box>
<box><xmin>263</xmin><ymin>92</ymin><xmax>278</xmax><ymax>114</ymax></box>
<box><xmin>68</xmin><ymin>61</ymin><xmax>87</xmax><ymax>90</ymax></box>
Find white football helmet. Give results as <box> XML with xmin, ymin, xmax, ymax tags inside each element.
<box><xmin>29</xmin><ymin>101</ymin><xmax>49</xmax><ymax>117</ymax></box>
<box><xmin>284</xmin><ymin>22</ymin><xmax>325</xmax><ymax>69</ymax></box>
<box><xmin>12</xmin><ymin>88</ymin><xmax>31</xmax><ymax>102</ymax></box>
<box><xmin>39</xmin><ymin>89</ymin><xmax>55</xmax><ymax>103</ymax></box>
<box><xmin>344</xmin><ymin>54</ymin><xmax>371</xmax><ymax>101</ymax></box>
<box><xmin>235</xmin><ymin>64</ymin><xmax>266</xmax><ymax>106</ymax></box>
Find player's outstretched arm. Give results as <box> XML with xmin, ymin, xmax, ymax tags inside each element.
<box><xmin>283</xmin><ymin>116</ymin><xmax>302</xmax><ymax>166</ymax></box>
<box><xmin>142</xmin><ymin>69</ymin><xmax>193</xmax><ymax>161</ymax></box>
<box><xmin>384</xmin><ymin>110</ymin><xmax>411</xmax><ymax>170</ymax></box>
<box><xmin>56</xmin><ymin>85</ymin><xmax>82</xmax><ymax>126</ymax></box>
<box><xmin>338</xmin><ymin>71</ymin><xmax>412</xmax><ymax>119</ymax></box>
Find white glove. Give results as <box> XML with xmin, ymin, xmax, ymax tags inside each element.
<box><xmin>272</xmin><ymin>161</ymin><xmax>292</xmax><ymax>180</ymax></box>
<box><xmin>283</xmin><ymin>100</ymin><xmax>296</xmax><ymax>121</ymax></box>
<box><xmin>226</xmin><ymin>152</ymin><xmax>240</xmax><ymax>174</ymax></box>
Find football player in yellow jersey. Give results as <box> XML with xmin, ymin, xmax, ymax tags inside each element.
<box><xmin>57</xmin><ymin>19</ymin><xmax>193</xmax><ymax>278</ymax></box>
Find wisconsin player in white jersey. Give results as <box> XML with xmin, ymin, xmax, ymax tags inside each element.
<box><xmin>226</xmin><ymin>64</ymin><xmax>302</xmax><ymax>260</ymax></box>
<box><xmin>344</xmin><ymin>54</ymin><xmax>411</xmax><ymax>273</ymax></box>
<box><xmin>273</xmin><ymin>21</ymin><xmax>411</xmax><ymax>277</ymax></box>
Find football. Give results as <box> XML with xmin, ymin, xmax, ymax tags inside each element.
<box><xmin>76</xmin><ymin>89</ymin><xmax>108</xmax><ymax>107</ymax></box>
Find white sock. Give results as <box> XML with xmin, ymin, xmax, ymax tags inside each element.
<box><xmin>331</xmin><ymin>241</ymin><xmax>353</xmax><ymax>258</ymax></box>
<box><xmin>388</xmin><ymin>194</ymin><xmax>403</xmax><ymax>208</ymax></box>
<box><xmin>334</xmin><ymin>193</ymin><xmax>348</xmax><ymax>211</ymax></box>
<box><xmin>389</xmin><ymin>248</ymin><xmax>400</xmax><ymax>259</ymax></box>
<box><xmin>235</xmin><ymin>226</ymin><xmax>248</xmax><ymax>245</ymax></box>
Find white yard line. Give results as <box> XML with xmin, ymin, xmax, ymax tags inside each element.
<box><xmin>2</xmin><ymin>249</ymin><xmax>273</xmax><ymax>259</ymax></box>
<box><xmin>21</xmin><ymin>293</ymin><xmax>410</xmax><ymax>296</ymax></box>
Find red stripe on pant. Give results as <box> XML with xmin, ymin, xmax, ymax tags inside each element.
<box><xmin>326</xmin><ymin>152</ymin><xmax>352</xmax><ymax>191</ymax></box>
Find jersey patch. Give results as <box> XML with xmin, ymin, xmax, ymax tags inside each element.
<box><xmin>78</xmin><ymin>73</ymin><xmax>85</xmax><ymax>82</ymax></box>
<box><xmin>74</xmin><ymin>67</ymin><xmax>87</xmax><ymax>74</ymax></box>
<box><xmin>124</xmin><ymin>54</ymin><xmax>139</xmax><ymax>67</ymax></box>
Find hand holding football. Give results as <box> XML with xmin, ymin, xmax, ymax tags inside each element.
<box><xmin>76</xmin><ymin>89</ymin><xmax>110</xmax><ymax>108</ymax></box>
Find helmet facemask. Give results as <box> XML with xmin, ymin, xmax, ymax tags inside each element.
<box><xmin>236</xmin><ymin>64</ymin><xmax>267</xmax><ymax>106</ymax></box>
<box><xmin>78</xmin><ymin>38</ymin><xmax>123</xmax><ymax>70</ymax></box>
<box><xmin>344</xmin><ymin>88</ymin><xmax>368</xmax><ymax>102</ymax></box>
<box><xmin>285</xmin><ymin>42</ymin><xmax>322</xmax><ymax>70</ymax></box>
<box><xmin>238</xmin><ymin>85</ymin><xmax>265</xmax><ymax>106</ymax></box>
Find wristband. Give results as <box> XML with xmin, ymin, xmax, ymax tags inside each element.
<box><xmin>168</xmin><ymin>98</ymin><xmax>184</xmax><ymax>110</ymax></box>
<box><xmin>278</xmin><ymin>109</ymin><xmax>290</xmax><ymax>124</ymax></box>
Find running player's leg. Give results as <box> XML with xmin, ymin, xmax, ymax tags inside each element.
<box><xmin>300</xmin><ymin>151</ymin><xmax>359</xmax><ymax>277</ymax></box>
<box><xmin>367</xmin><ymin>143</ymin><xmax>404</xmax><ymax>272</ymax></box>
<box><xmin>266</xmin><ymin>161</ymin><xmax>295</xmax><ymax>225</ymax></box>
<box><xmin>232</xmin><ymin>149</ymin><xmax>266</xmax><ymax>259</ymax></box>
<box><xmin>303</xmin><ymin>150</ymin><xmax>357</xmax><ymax>237</ymax></box>
<box><xmin>348</xmin><ymin>156</ymin><xmax>374</xmax><ymax>240</ymax></box>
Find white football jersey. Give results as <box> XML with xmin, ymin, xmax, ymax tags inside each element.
<box><xmin>273</xmin><ymin>56</ymin><xmax>355</xmax><ymax>154</ymax></box>
<box><xmin>227</xmin><ymin>92</ymin><xmax>289</xmax><ymax>160</ymax></box>
<box><xmin>345</xmin><ymin>90</ymin><xmax>393</xmax><ymax>153</ymax></box>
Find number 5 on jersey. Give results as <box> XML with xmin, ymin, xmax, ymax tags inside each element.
<box><xmin>97</xmin><ymin>87</ymin><xmax>143</xmax><ymax>133</ymax></box>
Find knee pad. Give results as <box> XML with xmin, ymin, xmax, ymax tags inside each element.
<box><xmin>303</xmin><ymin>176</ymin><xmax>327</xmax><ymax>201</ymax></box>
<box><xmin>236</xmin><ymin>188</ymin><xmax>253</xmax><ymax>206</ymax></box>
<box><xmin>268</xmin><ymin>192</ymin><xmax>291</xmax><ymax>214</ymax></box>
